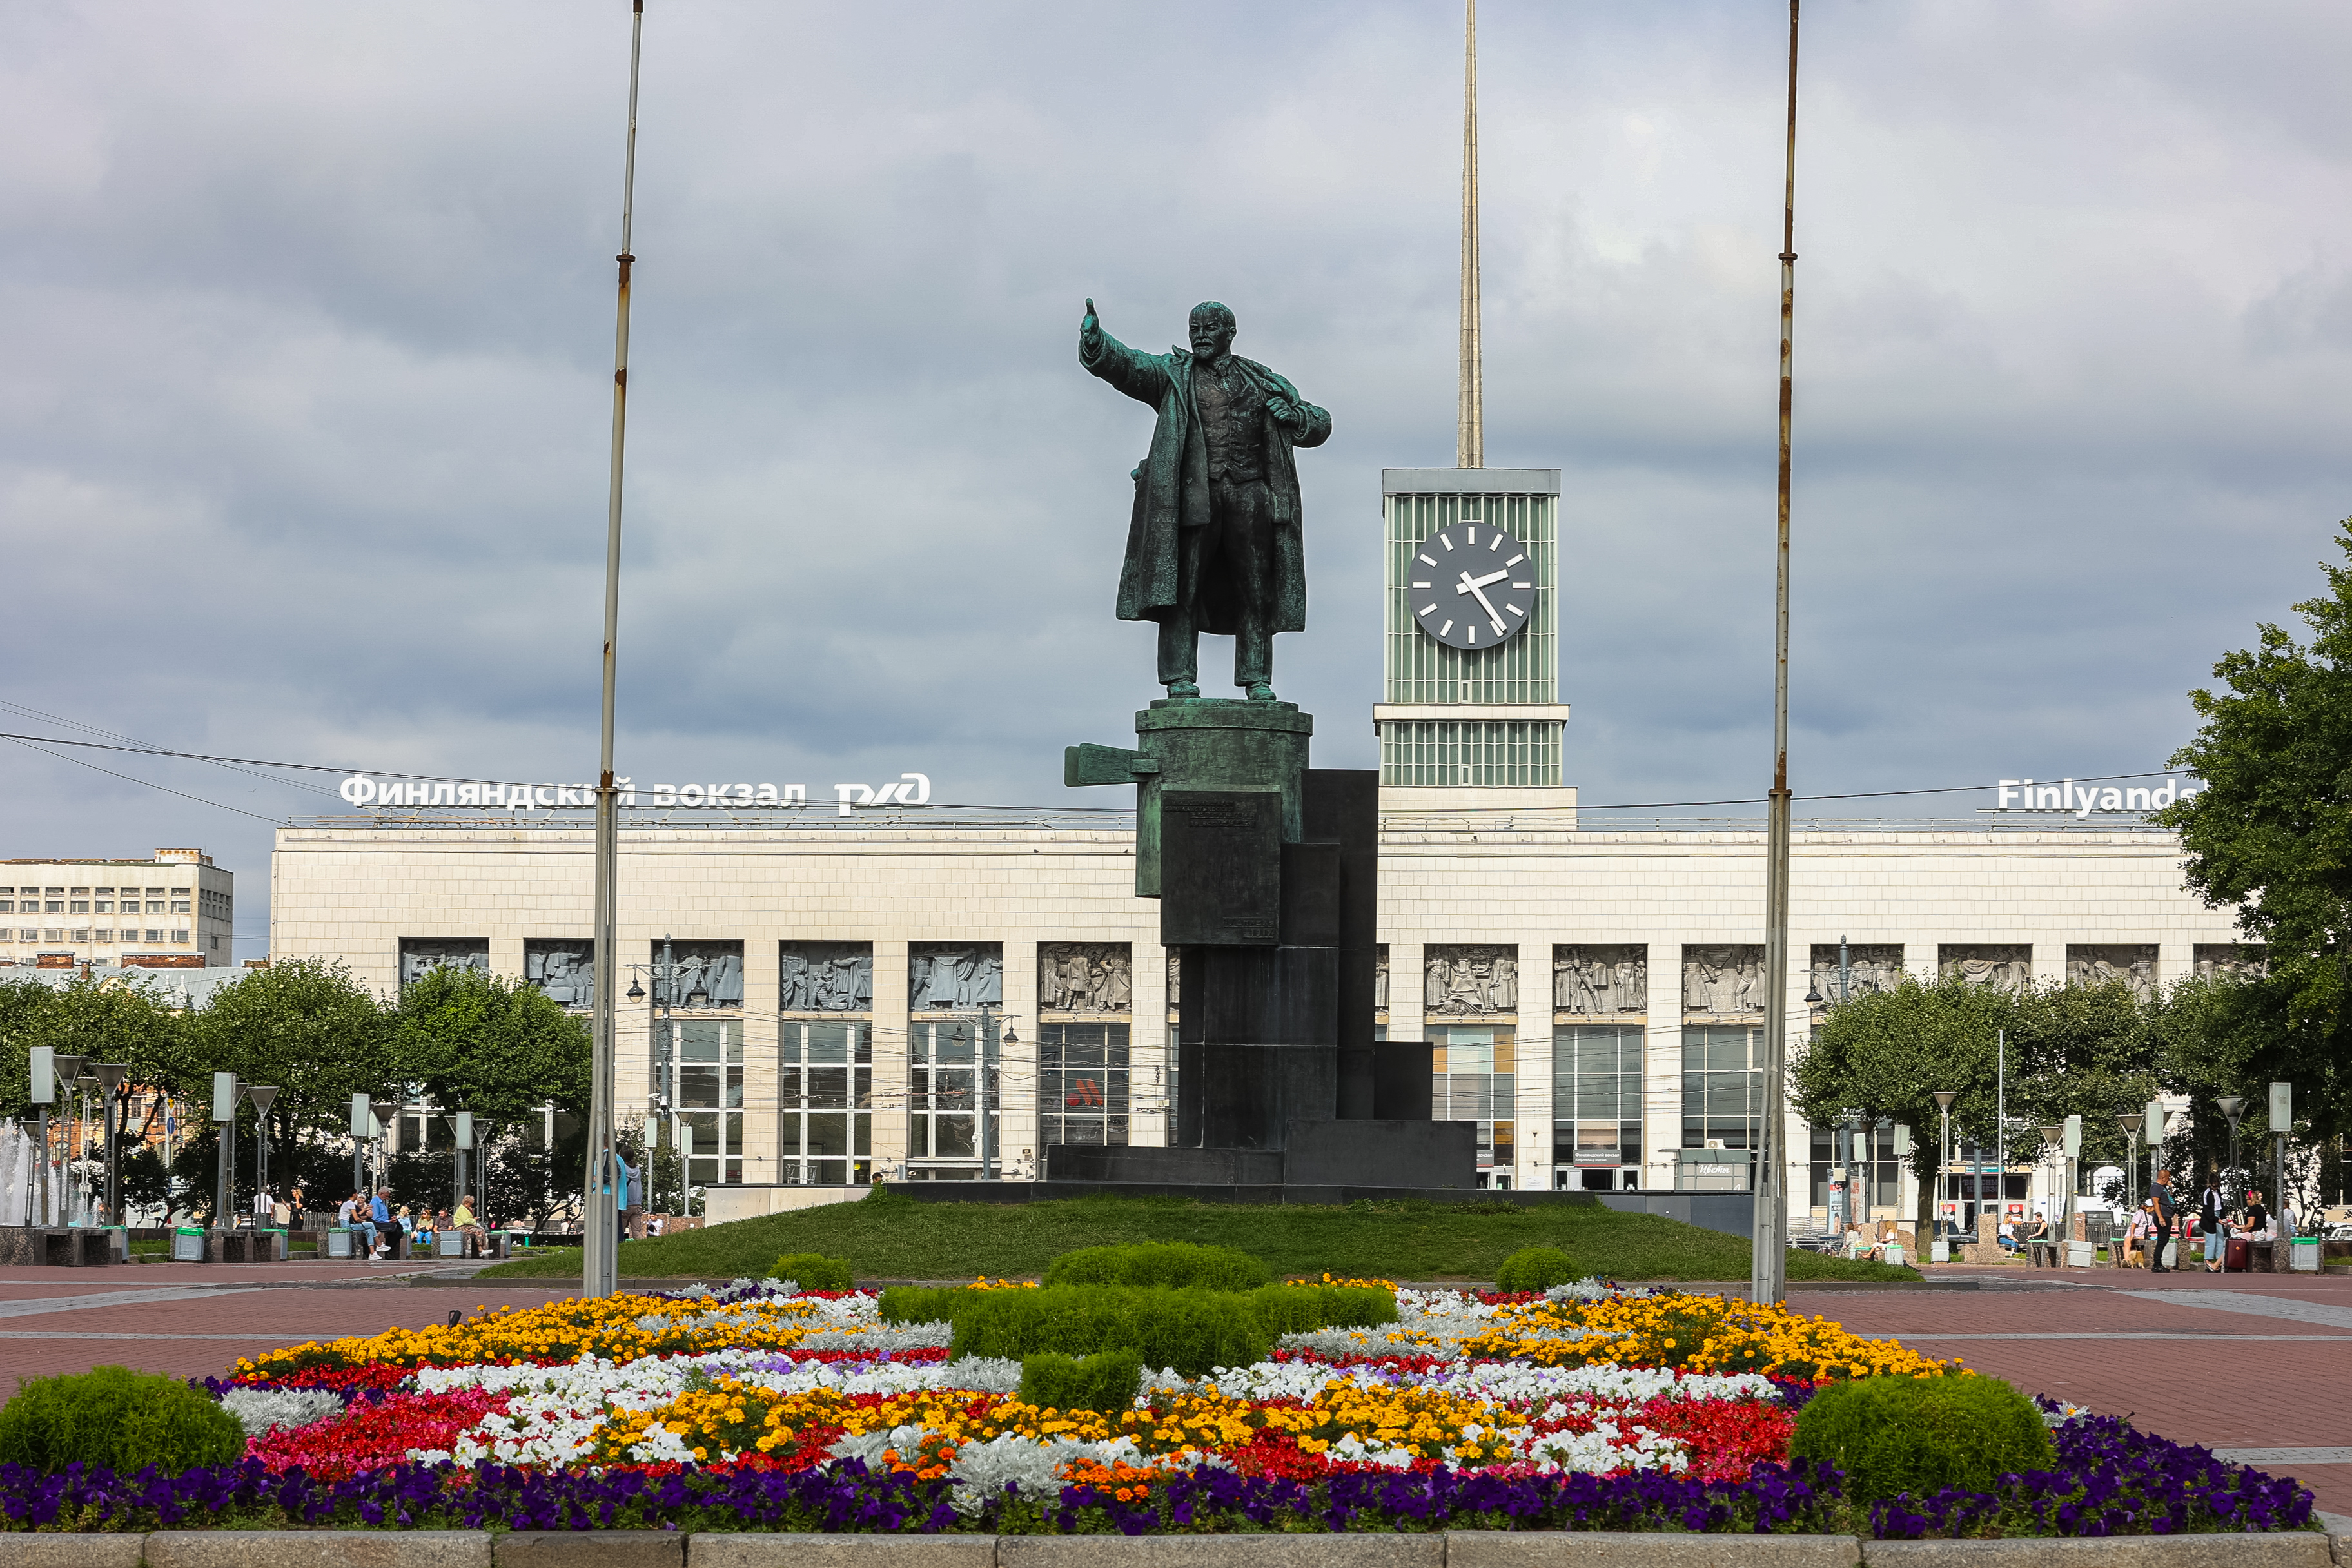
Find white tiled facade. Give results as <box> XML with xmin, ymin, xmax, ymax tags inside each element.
<box><xmin>0</xmin><ymin>848</ymin><xmax>234</xmax><ymax>971</ymax></box>
<box><xmin>267</xmin><ymin>809</ymin><xmax>2244</xmax><ymax>1226</ymax></box>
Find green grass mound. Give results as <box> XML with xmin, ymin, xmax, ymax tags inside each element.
<box><xmin>473</xmin><ymin>1187</ymin><xmax>1921</xmax><ymax>1285</ymax></box>
<box><xmin>1018</xmin><ymin>1349</ymin><xmax>1143</xmax><ymax>1414</ymax></box>
<box><xmin>768</xmin><ymin>1252</ymin><xmax>853</xmax><ymax>1291</ymax></box>
<box><xmin>0</xmin><ymin>1366</ymin><xmax>244</xmax><ymax>1476</ymax></box>
<box><xmin>1493</xmin><ymin>1246</ymin><xmax>1579</xmax><ymax>1293</ymax></box>
<box><xmin>1045</xmin><ymin>1242</ymin><xmax>1269</xmax><ymax>1291</ymax></box>
<box><xmin>1792</xmin><ymin>1371</ymin><xmax>2055</xmax><ymax>1504</ymax></box>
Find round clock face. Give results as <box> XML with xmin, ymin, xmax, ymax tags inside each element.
<box><xmin>1407</xmin><ymin>522</ymin><xmax>1536</xmax><ymax>650</ymax></box>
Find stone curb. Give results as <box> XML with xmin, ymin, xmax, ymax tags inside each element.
<box><xmin>0</xmin><ymin>1531</ymin><xmax>2337</xmax><ymax>1566</ymax></box>
<box><xmin>1859</xmin><ymin>1539</ymin><xmax>2336</xmax><ymax>1566</ymax></box>
<box><xmin>144</xmin><ymin>1532</ymin><xmax>493</xmax><ymax>1567</ymax></box>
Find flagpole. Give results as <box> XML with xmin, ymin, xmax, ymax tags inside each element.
<box><xmin>1752</xmin><ymin>0</ymin><xmax>1800</xmax><ymax>1309</ymax></box>
<box><xmin>585</xmin><ymin>0</ymin><xmax>644</xmax><ymax>1302</ymax></box>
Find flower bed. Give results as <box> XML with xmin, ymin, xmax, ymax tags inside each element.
<box><xmin>0</xmin><ymin>1278</ymin><xmax>2317</xmax><ymax>1538</ymax></box>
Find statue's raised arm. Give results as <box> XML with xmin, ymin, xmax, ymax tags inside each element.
<box><xmin>1077</xmin><ymin>297</ymin><xmax>1173</xmax><ymax>408</ymax></box>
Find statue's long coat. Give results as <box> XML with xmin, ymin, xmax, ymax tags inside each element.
<box><xmin>1081</xmin><ymin>329</ymin><xmax>1332</xmax><ymax>634</ymax></box>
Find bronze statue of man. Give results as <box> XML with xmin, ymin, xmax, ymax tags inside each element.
<box><xmin>1079</xmin><ymin>299</ymin><xmax>1331</xmax><ymax>701</ymax></box>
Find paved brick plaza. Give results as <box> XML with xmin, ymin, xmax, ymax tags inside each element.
<box><xmin>0</xmin><ymin>1259</ymin><xmax>2341</xmax><ymax>1522</ymax></box>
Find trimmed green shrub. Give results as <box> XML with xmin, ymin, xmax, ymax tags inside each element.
<box><xmin>1246</xmin><ymin>1282</ymin><xmax>1398</xmax><ymax>1335</ymax></box>
<box><xmin>0</xmin><ymin>1365</ymin><xmax>243</xmax><ymax>1476</ymax></box>
<box><xmin>949</xmin><ymin>1286</ymin><xmax>1269</xmax><ymax>1376</ymax></box>
<box><xmin>879</xmin><ymin>1284</ymin><xmax>983</xmax><ymax>1324</ymax></box>
<box><xmin>1018</xmin><ymin>1349</ymin><xmax>1144</xmax><ymax>1413</ymax></box>
<box><xmin>1046</xmin><ymin>1242</ymin><xmax>1269</xmax><ymax>1292</ymax></box>
<box><xmin>1494</xmin><ymin>1246</ymin><xmax>1579</xmax><ymax>1293</ymax></box>
<box><xmin>768</xmin><ymin>1253</ymin><xmax>854</xmax><ymax>1291</ymax></box>
<box><xmin>1791</xmin><ymin>1371</ymin><xmax>2055</xmax><ymax>1503</ymax></box>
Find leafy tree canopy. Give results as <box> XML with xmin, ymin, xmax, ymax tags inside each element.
<box><xmin>386</xmin><ymin>965</ymin><xmax>590</xmax><ymax>1126</ymax></box>
<box><xmin>2157</xmin><ymin>520</ymin><xmax>2352</xmax><ymax>1159</ymax></box>
<box><xmin>185</xmin><ymin>957</ymin><xmax>393</xmax><ymax>1147</ymax></box>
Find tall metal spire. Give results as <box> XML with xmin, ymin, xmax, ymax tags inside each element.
<box><xmin>1457</xmin><ymin>0</ymin><xmax>1483</xmax><ymax>469</ymax></box>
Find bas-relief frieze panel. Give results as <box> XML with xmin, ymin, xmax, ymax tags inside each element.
<box><xmin>399</xmin><ymin>937</ymin><xmax>487</xmax><ymax>986</ymax></box>
<box><xmin>1374</xmin><ymin>945</ymin><xmax>1389</xmax><ymax>1012</ymax></box>
<box><xmin>2068</xmin><ymin>944</ymin><xmax>2157</xmax><ymax>1003</ymax></box>
<box><xmin>653</xmin><ymin>940</ymin><xmax>745</xmax><ymax>1008</ymax></box>
<box><xmin>910</xmin><ymin>943</ymin><xmax>1003</xmax><ymax>1012</ymax></box>
<box><xmin>779</xmin><ymin>942</ymin><xmax>872</xmax><ymax>1013</ymax></box>
<box><xmin>1681</xmin><ymin>945</ymin><xmax>1765</xmax><ymax>1019</ymax></box>
<box><xmin>2193</xmin><ymin>944</ymin><xmax>2268</xmax><ymax>981</ymax></box>
<box><xmin>1808</xmin><ymin>944</ymin><xmax>1902</xmax><ymax>1003</ymax></box>
<box><xmin>1167</xmin><ymin>953</ymin><xmax>1181</xmax><ymax>1012</ymax></box>
<box><xmin>524</xmin><ymin>939</ymin><xmax>593</xmax><ymax>1008</ymax></box>
<box><xmin>1424</xmin><ymin>945</ymin><xmax>1518</xmax><ymax>1017</ymax></box>
<box><xmin>1553</xmin><ymin>945</ymin><xmax>1647</xmax><ymax>1016</ymax></box>
<box><xmin>1039</xmin><ymin>943</ymin><xmax>1132</xmax><ymax>1014</ymax></box>
<box><xmin>1939</xmin><ymin>945</ymin><xmax>2032</xmax><ymax>996</ymax></box>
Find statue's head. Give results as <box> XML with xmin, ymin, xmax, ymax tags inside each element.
<box><xmin>1188</xmin><ymin>302</ymin><xmax>1237</xmax><ymax>359</ymax></box>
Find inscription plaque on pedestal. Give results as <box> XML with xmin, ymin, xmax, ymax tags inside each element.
<box><xmin>1160</xmin><ymin>791</ymin><xmax>1281</xmax><ymax>946</ymax></box>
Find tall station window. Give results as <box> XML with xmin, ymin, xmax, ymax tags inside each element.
<box><xmin>907</xmin><ymin>1019</ymin><xmax>996</xmax><ymax>1177</ymax></box>
<box><xmin>1680</xmin><ymin>1026</ymin><xmax>1764</xmax><ymax>1188</ymax></box>
<box><xmin>1039</xmin><ymin>1023</ymin><xmax>1129</xmax><ymax>1147</ymax></box>
<box><xmin>656</xmin><ymin>1019</ymin><xmax>747</xmax><ymax>1190</ymax></box>
<box><xmin>1553</xmin><ymin>1025</ymin><xmax>1643</xmax><ymax>1190</ymax></box>
<box><xmin>1431</xmin><ymin>1026</ymin><xmax>1514</xmax><ymax>1177</ymax></box>
<box><xmin>776</xmin><ymin>1021</ymin><xmax>867</xmax><ymax>1186</ymax></box>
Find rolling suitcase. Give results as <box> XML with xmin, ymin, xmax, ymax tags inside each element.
<box><xmin>2224</xmin><ymin>1236</ymin><xmax>2250</xmax><ymax>1272</ymax></box>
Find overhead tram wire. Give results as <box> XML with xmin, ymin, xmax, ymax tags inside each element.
<box><xmin>0</xmin><ymin>729</ymin><xmax>2196</xmax><ymax>824</ymax></box>
<box><xmin>0</xmin><ymin>698</ymin><xmax>346</xmax><ymax>803</ymax></box>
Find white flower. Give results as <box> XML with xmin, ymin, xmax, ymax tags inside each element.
<box><xmin>220</xmin><ymin>1387</ymin><xmax>344</xmax><ymax>1438</ymax></box>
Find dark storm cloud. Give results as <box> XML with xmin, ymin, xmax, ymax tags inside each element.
<box><xmin>4</xmin><ymin>1</ymin><xmax>2351</xmax><ymax>956</ymax></box>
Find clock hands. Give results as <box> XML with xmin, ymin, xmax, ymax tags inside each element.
<box><xmin>1455</xmin><ymin>568</ymin><xmax>1509</xmax><ymax>632</ymax></box>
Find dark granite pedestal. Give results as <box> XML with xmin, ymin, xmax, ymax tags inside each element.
<box><xmin>1064</xmin><ymin>700</ymin><xmax>1477</xmax><ymax>1193</ymax></box>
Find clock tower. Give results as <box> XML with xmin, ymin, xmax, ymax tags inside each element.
<box><xmin>1376</xmin><ymin>467</ymin><xmax>1574</xmax><ymax>821</ymax></box>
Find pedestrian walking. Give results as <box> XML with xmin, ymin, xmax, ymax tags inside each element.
<box><xmin>2200</xmin><ymin>1171</ymin><xmax>2225</xmax><ymax>1272</ymax></box>
<box><xmin>2150</xmin><ymin>1168</ymin><xmax>2177</xmax><ymax>1273</ymax></box>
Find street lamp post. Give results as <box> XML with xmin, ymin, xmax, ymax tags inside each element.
<box><xmin>2268</xmin><ymin>1081</ymin><xmax>2292</xmax><ymax>1239</ymax></box>
<box><xmin>2040</xmin><ymin>1124</ymin><xmax>2063</xmax><ymax>1230</ymax></box>
<box><xmin>2116</xmin><ymin>1114</ymin><xmax>2141</xmax><ymax>1215</ymax></box>
<box><xmin>93</xmin><ymin>1063</ymin><xmax>127</xmax><ymax>1228</ymax></box>
<box><xmin>1932</xmin><ymin>1090</ymin><xmax>1957</xmax><ymax>1240</ymax></box>
<box><xmin>584</xmin><ymin>0</ymin><xmax>649</xmax><ymax>1304</ymax></box>
<box><xmin>211</xmin><ymin>1072</ymin><xmax>237</xmax><ymax>1228</ymax></box>
<box><xmin>26</xmin><ymin>1048</ymin><xmax>53</xmax><ymax>1226</ymax></box>
<box><xmin>247</xmin><ymin>1084</ymin><xmax>279</xmax><ymax>1223</ymax></box>
<box><xmin>2217</xmin><ymin>1095</ymin><xmax>2245</xmax><ymax>1219</ymax></box>
<box><xmin>453</xmin><ymin>1110</ymin><xmax>475</xmax><ymax>1217</ymax></box>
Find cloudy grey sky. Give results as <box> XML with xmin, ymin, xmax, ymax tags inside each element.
<box><xmin>6</xmin><ymin>1</ymin><xmax>2351</xmax><ymax>960</ymax></box>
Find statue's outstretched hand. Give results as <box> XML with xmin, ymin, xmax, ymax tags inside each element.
<box><xmin>1081</xmin><ymin>297</ymin><xmax>1102</xmax><ymax>340</ymax></box>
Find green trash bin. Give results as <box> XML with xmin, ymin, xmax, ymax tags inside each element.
<box><xmin>171</xmin><ymin>1226</ymin><xmax>206</xmax><ymax>1263</ymax></box>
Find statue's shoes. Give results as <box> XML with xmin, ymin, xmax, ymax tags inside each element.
<box><xmin>1166</xmin><ymin>681</ymin><xmax>1201</xmax><ymax>699</ymax></box>
<box><xmin>1245</xmin><ymin>683</ymin><xmax>1277</xmax><ymax>702</ymax></box>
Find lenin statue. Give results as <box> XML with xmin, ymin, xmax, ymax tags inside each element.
<box><xmin>1079</xmin><ymin>299</ymin><xmax>1331</xmax><ymax>701</ymax></box>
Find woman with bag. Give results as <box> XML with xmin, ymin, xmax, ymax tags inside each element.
<box><xmin>2200</xmin><ymin>1171</ymin><xmax>2226</xmax><ymax>1272</ymax></box>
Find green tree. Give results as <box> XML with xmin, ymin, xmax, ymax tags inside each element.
<box><xmin>1794</xmin><ymin>975</ymin><xmax>2162</xmax><ymax>1228</ymax></box>
<box><xmin>1792</xmin><ymin>976</ymin><xmax>2008</xmax><ymax>1229</ymax></box>
<box><xmin>2156</xmin><ymin>521</ymin><xmax>2352</xmax><ymax>1190</ymax></box>
<box><xmin>384</xmin><ymin>966</ymin><xmax>590</xmax><ymax>1124</ymax></box>
<box><xmin>186</xmin><ymin>959</ymin><xmax>393</xmax><ymax>1213</ymax></box>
